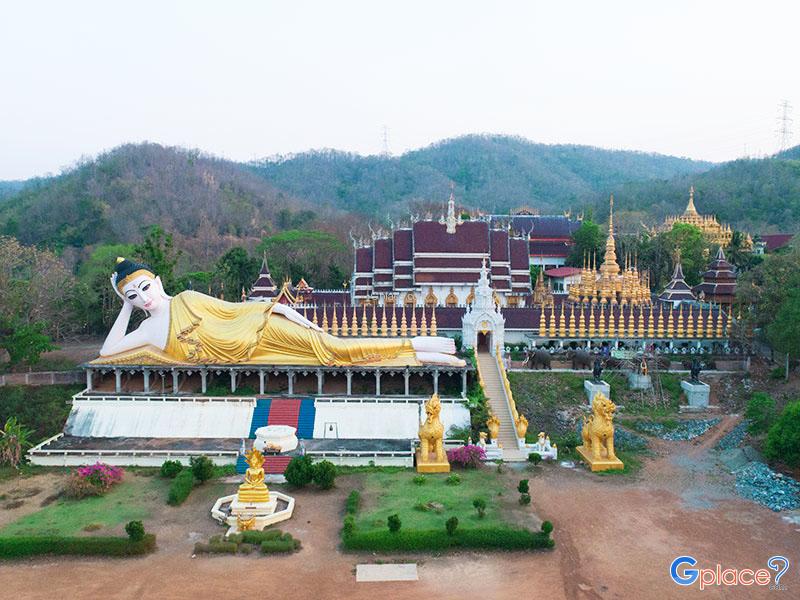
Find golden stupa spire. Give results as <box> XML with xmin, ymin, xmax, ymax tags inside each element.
<box><xmin>400</xmin><ymin>305</ymin><xmax>408</xmax><ymax>336</ymax></box>
<box><xmin>409</xmin><ymin>306</ymin><xmax>418</xmax><ymax>336</ymax></box>
<box><xmin>430</xmin><ymin>305</ymin><xmax>438</xmax><ymax>336</ymax></box>
<box><xmin>339</xmin><ymin>305</ymin><xmax>349</xmax><ymax>336</ymax></box>
<box><xmin>330</xmin><ymin>304</ymin><xmax>339</xmax><ymax>336</ymax></box>
<box><xmin>381</xmin><ymin>304</ymin><xmax>388</xmax><ymax>336</ymax></box>
<box><xmin>360</xmin><ymin>304</ymin><xmax>369</xmax><ymax>336</ymax></box>
<box><xmin>419</xmin><ymin>307</ymin><xmax>428</xmax><ymax>336</ymax></box>
<box><xmin>370</xmin><ymin>305</ymin><xmax>378</xmax><ymax>336</ymax></box>
<box><xmin>321</xmin><ymin>304</ymin><xmax>328</xmax><ymax>333</ymax></box>
<box><xmin>685</xmin><ymin>186</ymin><xmax>698</xmax><ymax>216</ymax></box>
<box><xmin>390</xmin><ymin>306</ymin><xmax>398</xmax><ymax>336</ymax></box>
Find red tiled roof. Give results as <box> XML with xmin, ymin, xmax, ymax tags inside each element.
<box><xmin>413</xmin><ymin>221</ymin><xmax>489</xmax><ymax>253</ymax></box>
<box><xmin>544</xmin><ymin>267</ymin><xmax>582</xmax><ymax>278</ymax></box>
<box><xmin>529</xmin><ymin>240</ymin><xmax>572</xmax><ymax>258</ymax></box>
<box><xmin>490</xmin><ymin>229</ymin><xmax>509</xmax><ymax>261</ymax></box>
<box><xmin>355</xmin><ymin>247</ymin><xmax>373</xmax><ymax>272</ymax></box>
<box><xmin>510</xmin><ymin>238</ymin><xmax>529</xmax><ymax>271</ymax></box>
<box><xmin>761</xmin><ymin>233</ymin><xmax>794</xmax><ymax>252</ymax></box>
<box><xmin>373</xmin><ymin>238</ymin><xmax>393</xmax><ymax>269</ymax></box>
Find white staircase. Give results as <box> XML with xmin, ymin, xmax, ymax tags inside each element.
<box><xmin>476</xmin><ymin>351</ymin><xmax>526</xmax><ymax>461</ymax></box>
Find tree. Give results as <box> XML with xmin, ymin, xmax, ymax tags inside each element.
<box><xmin>472</xmin><ymin>497</ymin><xmax>486</xmax><ymax>518</ymax></box>
<box><xmin>664</xmin><ymin>223</ymin><xmax>709</xmax><ymax>286</ymax></box>
<box><xmin>76</xmin><ymin>243</ymin><xmax>135</xmax><ymax>333</ymax></box>
<box><xmin>125</xmin><ymin>520</ymin><xmax>145</xmax><ymax>542</ymax></box>
<box><xmin>257</xmin><ymin>230</ymin><xmax>351</xmax><ymax>289</ymax></box>
<box><xmin>134</xmin><ymin>225</ymin><xmax>182</xmax><ymax>293</ymax></box>
<box><xmin>566</xmin><ymin>221</ymin><xmax>604</xmax><ymax>267</ymax></box>
<box><xmin>311</xmin><ymin>460</ymin><xmax>337</xmax><ymax>489</ymax></box>
<box><xmin>0</xmin><ymin>417</ymin><xmax>34</xmax><ymax>469</ymax></box>
<box><xmin>764</xmin><ymin>401</ymin><xmax>800</xmax><ymax>467</ymax></box>
<box><xmin>745</xmin><ymin>393</ymin><xmax>777</xmax><ymax>435</ymax></box>
<box><xmin>445</xmin><ymin>516</ymin><xmax>459</xmax><ymax>536</ymax></box>
<box><xmin>0</xmin><ymin>319</ymin><xmax>55</xmax><ymax>368</ymax></box>
<box><xmin>189</xmin><ymin>456</ymin><xmax>215</xmax><ymax>483</ymax></box>
<box><xmin>387</xmin><ymin>514</ymin><xmax>401</xmax><ymax>533</ymax></box>
<box><xmin>215</xmin><ymin>247</ymin><xmax>259</xmax><ymax>297</ymax></box>
<box><xmin>284</xmin><ymin>455</ymin><xmax>314</xmax><ymax>487</ymax></box>
<box><xmin>766</xmin><ymin>288</ymin><xmax>800</xmax><ymax>361</ymax></box>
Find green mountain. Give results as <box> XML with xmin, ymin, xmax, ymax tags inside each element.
<box><xmin>251</xmin><ymin>134</ymin><xmax>713</xmax><ymax>215</ymax></box>
<box><xmin>607</xmin><ymin>149</ymin><xmax>800</xmax><ymax>233</ymax></box>
<box><xmin>0</xmin><ymin>143</ymin><xmax>318</xmax><ymax>250</ymax></box>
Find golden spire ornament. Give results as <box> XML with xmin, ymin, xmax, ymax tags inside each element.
<box><xmin>390</xmin><ymin>306</ymin><xmax>398</xmax><ymax>336</ymax></box>
<box><xmin>410</xmin><ymin>307</ymin><xmax>418</xmax><ymax>336</ymax></box>
<box><xmin>400</xmin><ymin>306</ymin><xmax>408</xmax><ymax>336</ymax></box>
<box><xmin>340</xmin><ymin>306</ymin><xmax>349</xmax><ymax>336</ymax></box>
<box><xmin>370</xmin><ymin>305</ymin><xmax>378</xmax><ymax>336</ymax></box>
<box><xmin>321</xmin><ymin>304</ymin><xmax>329</xmax><ymax>333</ymax></box>
<box><xmin>381</xmin><ymin>304</ymin><xmax>388</xmax><ymax>336</ymax></box>
<box><xmin>430</xmin><ymin>305</ymin><xmax>438</xmax><ymax>336</ymax></box>
<box><xmin>330</xmin><ymin>304</ymin><xmax>339</xmax><ymax>336</ymax></box>
<box><xmin>360</xmin><ymin>305</ymin><xmax>369</xmax><ymax>336</ymax></box>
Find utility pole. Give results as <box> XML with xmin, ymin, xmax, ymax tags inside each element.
<box><xmin>776</xmin><ymin>100</ymin><xmax>793</xmax><ymax>152</ymax></box>
<box><xmin>381</xmin><ymin>125</ymin><xmax>390</xmax><ymax>156</ymax></box>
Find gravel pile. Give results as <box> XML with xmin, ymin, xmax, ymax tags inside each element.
<box><xmin>634</xmin><ymin>418</ymin><xmax>721</xmax><ymax>441</ymax></box>
<box><xmin>611</xmin><ymin>427</ymin><xmax>649</xmax><ymax>451</ymax></box>
<box><xmin>716</xmin><ymin>420</ymin><xmax>750</xmax><ymax>451</ymax></box>
<box><xmin>734</xmin><ymin>462</ymin><xmax>800</xmax><ymax>512</ymax></box>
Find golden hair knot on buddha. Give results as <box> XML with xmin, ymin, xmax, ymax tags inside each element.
<box><xmin>97</xmin><ymin>258</ymin><xmax>465</xmax><ymax>368</ymax></box>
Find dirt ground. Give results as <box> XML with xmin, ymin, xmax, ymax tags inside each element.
<box><xmin>1</xmin><ymin>421</ymin><xmax>798</xmax><ymax>600</ymax></box>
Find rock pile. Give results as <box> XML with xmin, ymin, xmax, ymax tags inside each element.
<box><xmin>635</xmin><ymin>418</ymin><xmax>721</xmax><ymax>441</ymax></box>
<box><xmin>716</xmin><ymin>420</ymin><xmax>750</xmax><ymax>451</ymax></box>
<box><xmin>734</xmin><ymin>462</ymin><xmax>800</xmax><ymax>512</ymax></box>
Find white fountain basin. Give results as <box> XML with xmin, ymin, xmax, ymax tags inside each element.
<box><xmin>253</xmin><ymin>425</ymin><xmax>298</xmax><ymax>453</ymax></box>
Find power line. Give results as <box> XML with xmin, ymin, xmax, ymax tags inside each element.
<box><xmin>776</xmin><ymin>99</ymin><xmax>793</xmax><ymax>152</ymax></box>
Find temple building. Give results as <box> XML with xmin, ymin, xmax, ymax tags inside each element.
<box><xmin>662</xmin><ymin>186</ymin><xmax>734</xmax><ymax>247</ymax></box>
<box><xmin>247</xmin><ymin>254</ymin><xmax>277</xmax><ymax>301</ymax></box>
<box><xmin>485</xmin><ymin>211</ymin><xmax>582</xmax><ymax>270</ymax></box>
<box><xmin>567</xmin><ymin>196</ymin><xmax>651</xmax><ymax>307</ymax></box>
<box><xmin>351</xmin><ymin>191</ymin><xmax>532</xmax><ymax>307</ymax></box>
<box><xmin>658</xmin><ymin>258</ymin><xmax>697</xmax><ymax>306</ymax></box>
<box><xmin>694</xmin><ymin>246</ymin><xmax>737</xmax><ymax>307</ymax></box>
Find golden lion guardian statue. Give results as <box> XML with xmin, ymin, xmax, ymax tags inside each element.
<box><xmin>576</xmin><ymin>392</ymin><xmax>624</xmax><ymax>472</ymax></box>
<box><xmin>416</xmin><ymin>394</ymin><xmax>450</xmax><ymax>473</ymax></box>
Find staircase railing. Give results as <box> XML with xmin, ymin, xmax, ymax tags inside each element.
<box><xmin>495</xmin><ymin>346</ymin><xmax>527</xmax><ymax>447</ymax></box>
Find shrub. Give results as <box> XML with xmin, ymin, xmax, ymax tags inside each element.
<box><xmin>518</xmin><ymin>479</ymin><xmax>529</xmax><ymax>494</ymax></box>
<box><xmin>446</xmin><ymin>425</ymin><xmax>471</xmax><ymax>443</ymax></box>
<box><xmin>412</xmin><ymin>475</ymin><xmax>427</xmax><ymax>486</ymax></box>
<box><xmin>445</xmin><ymin>474</ymin><xmax>461</xmax><ymax>486</ymax></box>
<box><xmin>343</xmin><ymin>515</ymin><xmax>355</xmax><ymax>536</ymax></box>
<box><xmin>446</xmin><ymin>444</ymin><xmax>486</xmax><ymax>469</ymax></box>
<box><xmin>197</xmin><ymin>541</ymin><xmax>237</xmax><ymax>554</ymax></box>
<box><xmin>63</xmin><ymin>462</ymin><xmax>123</xmax><ymax>498</ymax></box>
<box><xmin>445</xmin><ymin>516</ymin><xmax>459</xmax><ymax>536</ymax></box>
<box><xmin>342</xmin><ymin>527</ymin><xmax>554</xmax><ymax>552</ymax></box>
<box><xmin>312</xmin><ymin>460</ymin><xmax>337</xmax><ymax>489</ymax></box>
<box><xmin>190</xmin><ymin>456</ymin><xmax>215</xmax><ymax>483</ymax></box>
<box><xmin>167</xmin><ymin>469</ymin><xmax>195</xmax><ymax>506</ymax></box>
<box><xmin>240</xmin><ymin>529</ymin><xmax>283</xmax><ymax>544</ymax></box>
<box><xmin>284</xmin><ymin>455</ymin><xmax>314</xmax><ymax>488</ymax></box>
<box><xmin>528</xmin><ymin>452</ymin><xmax>542</xmax><ymax>466</ymax></box>
<box><xmin>541</xmin><ymin>521</ymin><xmax>554</xmax><ymax>536</ymax></box>
<box><xmin>125</xmin><ymin>520</ymin><xmax>145</xmax><ymax>542</ymax></box>
<box><xmin>345</xmin><ymin>490</ymin><xmax>361</xmax><ymax>514</ymax></box>
<box><xmin>519</xmin><ymin>493</ymin><xmax>531</xmax><ymax>506</ymax></box>
<box><xmin>0</xmin><ymin>534</ymin><xmax>156</xmax><ymax>558</ymax></box>
<box><xmin>764</xmin><ymin>401</ymin><xmax>800</xmax><ymax>467</ymax></box>
<box><xmin>746</xmin><ymin>392</ymin><xmax>777</xmax><ymax>435</ymax></box>
<box><xmin>63</xmin><ymin>473</ymin><xmax>103</xmax><ymax>499</ymax></box>
<box><xmin>472</xmin><ymin>498</ymin><xmax>486</xmax><ymax>518</ymax></box>
<box><xmin>239</xmin><ymin>543</ymin><xmax>254</xmax><ymax>554</ymax></box>
<box><xmin>160</xmin><ymin>460</ymin><xmax>183</xmax><ymax>478</ymax></box>
<box><xmin>387</xmin><ymin>514</ymin><xmax>401</xmax><ymax>533</ymax></box>
<box><xmin>261</xmin><ymin>537</ymin><xmax>300</xmax><ymax>553</ymax></box>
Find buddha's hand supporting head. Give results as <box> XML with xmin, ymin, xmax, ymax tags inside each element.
<box><xmin>111</xmin><ymin>257</ymin><xmax>169</xmax><ymax>312</ymax></box>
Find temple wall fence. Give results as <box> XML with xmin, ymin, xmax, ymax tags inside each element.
<box><xmin>0</xmin><ymin>369</ymin><xmax>83</xmax><ymax>387</ymax></box>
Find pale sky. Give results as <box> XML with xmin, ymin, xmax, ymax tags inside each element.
<box><xmin>1</xmin><ymin>0</ymin><xmax>798</xmax><ymax>180</ymax></box>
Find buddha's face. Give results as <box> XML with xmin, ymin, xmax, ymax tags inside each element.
<box><xmin>122</xmin><ymin>275</ymin><xmax>166</xmax><ymax>312</ymax></box>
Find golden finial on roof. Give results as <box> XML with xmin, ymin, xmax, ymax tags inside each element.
<box><xmin>390</xmin><ymin>306</ymin><xmax>398</xmax><ymax>336</ymax></box>
<box><xmin>400</xmin><ymin>305</ymin><xmax>408</xmax><ymax>336</ymax></box>
<box><xmin>430</xmin><ymin>305</ymin><xmax>437</xmax><ymax>335</ymax></box>
<box><xmin>321</xmin><ymin>304</ymin><xmax>329</xmax><ymax>332</ymax></box>
<box><xmin>381</xmin><ymin>304</ymin><xmax>388</xmax><ymax>336</ymax></box>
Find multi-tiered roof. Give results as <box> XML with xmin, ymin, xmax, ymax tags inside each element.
<box><xmin>694</xmin><ymin>246</ymin><xmax>737</xmax><ymax>306</ymax></box>
<box><xmin>659</xmin><ymin>258</ymin><xmax>696</xmax><ymax>305</ymax></box>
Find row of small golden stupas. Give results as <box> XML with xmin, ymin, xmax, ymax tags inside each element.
<box><xmin>537</xmin><ymin>302</ymin><xmax>726</xmax><ymax>339</ymax></box>
<box><xmin>298</xmin><ymin>303</ymin><xmax>438</xmax><ymax>337</ymax></box>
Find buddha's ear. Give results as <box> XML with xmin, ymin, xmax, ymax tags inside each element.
<box><xmin>154</xmin><ymin>276</ymin><xmax>169</xmax><ymax>299</ymax></box>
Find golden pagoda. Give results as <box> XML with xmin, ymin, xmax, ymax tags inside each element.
<box><xmin>532</xmin><ymin>266</ymin><xmax>555</xmax><ymax>307</ymax></box>
<box><xmin>662</xmin><ymin>186</ymin><xmax>734</xmax><ymax>247</ymax></box>
<box><xmin>567</xmin><ymin>195</ymin><xmax>651</xmax><ymax>307</ymax></box>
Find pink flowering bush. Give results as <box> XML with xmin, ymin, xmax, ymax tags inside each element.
<box><xmin>446</xmin><ymin>444</ymin><xmax>486</xmax><ymax>469</ymax></box>
<box><xmin>64</xmin><ymin>462</ymin><xmax>124</xmax><ymax>499</ymax></box>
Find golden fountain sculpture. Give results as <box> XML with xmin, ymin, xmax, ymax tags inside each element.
<box><xmin>238</xmin><ymin>448</ymin><xmax>270</xmax><ymax>504</ymax></box>
<box><xmin>416</xmin><ymin>394</ymin><xmax>450</xmax><ymax>473</ymax></box>
<box><xmin>576</xmin><ymin>392</ymin><xmax>624</xmax><ymax>472</ymax></box>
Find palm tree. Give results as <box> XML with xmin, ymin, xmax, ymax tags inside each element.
<box><xmin>0</xmin><ymin>417</ymin><xmax>34</xmax><ymax>470</ymax></box>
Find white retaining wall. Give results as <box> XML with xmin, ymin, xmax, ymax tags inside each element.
<box><xmin>65</xmin><ymin>400</ymin><xmax>255</xmax><ymax>438</ymax></box>
<box><xmin>311</xmin><ymin>401</ymin><xmax>470</xmax><ymax>439</ymax></box>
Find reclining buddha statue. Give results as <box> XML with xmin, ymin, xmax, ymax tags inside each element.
<box><xmin>97</xmin><ymin>258</ymin><xmax>464</xmax><ymax>368</ymax></box>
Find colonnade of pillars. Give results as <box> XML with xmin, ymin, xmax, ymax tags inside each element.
<box><xmin>87</xmin><ymin>367</ymin><xmax>469</xmax><ymax>398</ymax></box>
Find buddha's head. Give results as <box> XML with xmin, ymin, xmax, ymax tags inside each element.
<box><xmin>112</xmin><ymin>257</ymin><xmax>169</xmax><ymax>312</ymax></box>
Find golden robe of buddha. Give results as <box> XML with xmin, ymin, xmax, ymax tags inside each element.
<box><xmin>166</xmin><ymin>291</ymin><xmax>418</xmax><ymax>366</ymax></box>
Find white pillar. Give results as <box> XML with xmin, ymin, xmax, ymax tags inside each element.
<box><xmin>143</xmin><ymin>369</ymin><xmax>150</xmax><ymax>394</ymax></box>
<box><xmin>375</xmin><ymin>370</ymin><xmax>381</xmax><ymax>397</ymax></box>
<box><xmin>230</xmin><ymin>371</ymin><xmax>237</xmax><ymax>393</ymax></box>
<box><xmin>433</xmin><ymin>369</ymin><xmax>439</xmax><ymax>395</ymax></box>
<box><xmin>317</xmin><ymin>370</ymin><xmax>324</xmax><ymax>395</ymax></box>
<box><xmin>404</xmin><ymin>369</ymin><xmax>410</xmax><ymax>396</ymax></box>
<box><xmin>346</xmin><ymin>370</ymin><xmax>352</xmax><ymax>396</ymax></box>
<box><xmin>287</xmin><ymin>372</ymin><xmax>294</xmax><ymax>395</ymax></box>
<box><xmin>461</xmin><ymin>370</ymin><xmax>467</xmax><ymax>398</ymax></box>
<box><xmin>114</xmin><ymin>369</ymin><xmax>121</xmax><ymax>393</ymax></box>
<box><xmin>85</xmin><ymin>369</ymin><xmax>93</xmax><ymax>391</ymax></box>
<box><xmin>201</xmin><ymin>370</ymin><xmax>207</xmax><ymax>394</ymax></box>
<box><xmin>172</xmin><ymin>370</ymin><xmax>180</xmax><ymax>394</ymax></box>
<box><xmin>258</xmin><ymin>370</ymin><xmax>265</xmax><ymax>395</ymax></box>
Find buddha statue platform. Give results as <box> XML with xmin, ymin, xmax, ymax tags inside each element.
<box><xmin>211</xmin><ymin>448</ymin><xmax>295</xmax><ymax>535</ymax></box>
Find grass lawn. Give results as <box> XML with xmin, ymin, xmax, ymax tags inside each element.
<box><xmin>352</xmin><ymin>469</ymin><xmax>527</xmax><ymax>532</ymax></box>
<box><xmin>0</xmin><ymin>475</ymin><xmax>170</xmax><ymax>537</ymax></box>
